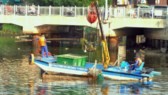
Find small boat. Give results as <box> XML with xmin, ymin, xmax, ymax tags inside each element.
<box><xmin>33</xmin><ymin>54</ymin><xmax>161</xmax><ymax>82</ymax></box>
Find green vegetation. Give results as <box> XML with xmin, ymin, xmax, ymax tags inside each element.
<box><xmin>0</xmin><ymin>37</ymin><xmax>32</xmax><ymax>59</ymax></box>
<box><xmin>26</xmin><ymin>0</ymin><xmax>112</xmax><ymax>6</ymax></box>
<box><xmin>1</xmin><ymin>24</ymin><xmax>22</xmax><ymax>33</ymax></box>
<box><xmin>0</xmin><ymin>37</ymin><xmax>17</xmax><ymax>57</ymax></box>
<box><xmin>1</xmin><ymin>0</ymin><xmax>22</xmax><ymax>5</ymax></box>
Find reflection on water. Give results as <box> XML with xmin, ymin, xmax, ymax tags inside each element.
<box><xmin>0</xmin><ymin>37</ymin><xmax>168</xmax><ymax>95</ymax></box>
<box><xmin>33</xmin><ymin>80</ymin><xmax>163</xmax><ymax>95</ymax></box>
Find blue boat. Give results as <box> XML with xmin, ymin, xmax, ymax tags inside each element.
<box><xmin>33</xmin><ymin>55</ymin><xmax>161</xmax><ymax>82</ymax></box>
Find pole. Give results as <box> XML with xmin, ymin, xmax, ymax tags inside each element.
<box><xmin>94</xmin><ymin>1</ymin><xmax>110</xmax><ymax>69</ymax></box>
<box><xmin>94</xmin><ymin>1</ymin><xmax>105</xmax><ymax>40</ymax></box>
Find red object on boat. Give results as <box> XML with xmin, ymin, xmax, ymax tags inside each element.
<box><xmin>87</xmin><ymin>11</ymin><xmax>97</xmax><ymax>24</ymax></box>
<box><xmin>87</xmin><ymin>2</ymin><xmax>97</xmax><ymax>24</ymax></box>
<box><xmin>44</xmin><ymin>52</ymin><xmax>52</xmax><ymax>57</ymax></box>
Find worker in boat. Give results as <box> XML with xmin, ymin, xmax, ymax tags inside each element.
<box><xmin>38</xmin><ymin>34</ymin><xmax>49</xmax><ymax>58</ymax></box>
<box><xmin>130</xmin><ymin>55</ymin><xmax>142</xmax><ymax>70</ymax></box>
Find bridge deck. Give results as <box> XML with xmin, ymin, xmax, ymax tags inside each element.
<box><xmin>0</xmin><ymin>5</ymin><xmax>166</xmax><ymax>36</ymax></box>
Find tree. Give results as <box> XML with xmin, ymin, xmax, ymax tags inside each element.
<box><xmin>24</xmin><ymin>0</ymin><xmax>110</xmax><ymax>7</ymax></box>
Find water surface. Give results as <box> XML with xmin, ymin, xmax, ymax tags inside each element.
<box><xmin>0</xmin><ymin>37</ymin><xmax>167</xmax><ymax>95</ymax></box>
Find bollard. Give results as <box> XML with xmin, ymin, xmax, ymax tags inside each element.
<box><xmin>29</xmin><ymin>53</ymin><xmax>34</xmax><ymax>65</ymax></box>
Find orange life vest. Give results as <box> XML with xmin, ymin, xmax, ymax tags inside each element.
<box><xmin>39</xmin><ymin>36</ymin><xmax>46</xmax><ymax>46</ymax></box>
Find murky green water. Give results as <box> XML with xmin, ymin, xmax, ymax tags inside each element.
<box><xmin>0</xmin><ymin>37</ymin><xmax>168</xmax><ymax>95</ymax></box>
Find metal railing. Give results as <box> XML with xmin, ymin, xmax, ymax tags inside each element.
<box><xmin>0</xmin><ymin>5</ymin><xmax>90</xmax><ymax>16</ymax></box>
<box><xmin>0</xmin><ymin>5</ymin><xmax>167</xmax><ymax>19</ymax></box>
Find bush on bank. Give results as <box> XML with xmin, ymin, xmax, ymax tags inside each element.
<box><xmin>0</xmin><ymin>24</ymin><xmax>22</xmax><ymax>36</ymax></box>
<box><xmin>2</xmin><ymin>24</ymin><xmax>22</xmax><ymax>33</ymax></box>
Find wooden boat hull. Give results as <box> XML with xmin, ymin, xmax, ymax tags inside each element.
<box><xmin>34</xmin><ymin>57</ymin><xmax>160</xmax><ymax>81</ymax></box>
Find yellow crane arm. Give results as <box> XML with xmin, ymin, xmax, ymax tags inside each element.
<box><xmin>102</xmin><ymin>40</ymin><xmax>110</xmax><ymax>69</ymax></box>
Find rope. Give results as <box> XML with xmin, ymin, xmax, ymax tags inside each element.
<box><xmin>88</xmin><ymin>60</ymin><xmax>101</xmax><ymax>78</ymax></box>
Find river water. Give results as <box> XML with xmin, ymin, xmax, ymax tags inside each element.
<box><xmin>0</xmin><ymin>37</ymin><xmax>168</xmax><ymax>95</ymax></box>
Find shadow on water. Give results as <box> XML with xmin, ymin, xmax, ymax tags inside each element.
<box><xmin>0</xmin><ymin>37</ymin><xmax>168</xmax><ymax>94</ymax></box>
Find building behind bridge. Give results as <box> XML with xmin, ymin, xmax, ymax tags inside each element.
<box><xmin>112</xmin><ymin>0</ymin><xmax>168</xmax><ymax>7</ymax></box>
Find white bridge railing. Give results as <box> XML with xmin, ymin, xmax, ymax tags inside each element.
<box><xmin>0</xmin><ymin>5</ymin><xmax>167</xmax><ymax>19</ymax></box>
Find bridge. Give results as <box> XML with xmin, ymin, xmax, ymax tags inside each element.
<box><xmin>0</xmin><ymin>5</ymin><xmax>167</xmax><ymax>37</ymax></box>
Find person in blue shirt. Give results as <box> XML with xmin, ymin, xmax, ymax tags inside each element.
<box><xmin>130</xmin><ymin>56</ymin><xmax>142</xmax><ymax>70</ymax></box>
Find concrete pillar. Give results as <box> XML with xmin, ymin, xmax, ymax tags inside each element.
<box><xmin>149</xmin><ymin>39</ymin><xmax>152</xmax><ymax>48</ymax></box>
<box><xmin>151</xmin><ymin>39</ymin><xmax>155</xmax><ymax>48</ymax></box>
<box><xmin>160</xmin><ymin>40</ymin><xmax>167</xmax><ymax>53</ymax></box>
<box><xmin>163</xmin><ymin>40</ymin><xmax>167</xmax><ymax>48</ymax></box>
<box><xmin>153</xmin><ymin>39</ymin><xmax>156</xmax><ymax>48</ymax></box>
<box><xmin>152</xmin><ymin>39</ymin><xmax>155</xmax><ymax>48</ymax></box>
<box><xmin>158</xmin><ymin>39</ymin><xmax>160</xmax><ymax>49</ymax></box>
<box><xmin>108</xmin><ymin>37</ymin><xmax>118</xmax><ymax>65</ymax></box>
<box><xmin>155</xmin><ymin>39</ymin><xmax>158</xmax><ymax>48</ymax></box>
<box><xmin>117</xmin><ymin>36</ymin><xmax>126</xmax><ymax>66</ymax></box>
<box><xmin>146</xmin><ymin>38</ymin><xmax>150</xmax><ymax>48</ymax></box>
<box><xmin>154</xmin><ymin>39</ymin><xmax>158</xmax><ymax>49</ymax></box>
<box><xmin>160</xmin><ymin>40</ymin><xmax>163</xmax><ymax>48</ymax></box>
<box><xmin>32</xmin><ymin>34</ymin><xmax>40</xmax><ymax>56</ymax></box>
<box><xmin>165</xmin><ymin>40</ymin><xmax>168</xmax><ymax>49</ymax></box>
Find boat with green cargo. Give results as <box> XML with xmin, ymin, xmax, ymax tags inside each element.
<box><xmin>33</xmin><ymin>53</ymin><xmax>161</xmax><ymax>82</ymax></box>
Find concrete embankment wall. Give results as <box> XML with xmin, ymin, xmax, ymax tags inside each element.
<box><xmin>144</xmin><ymin>28</ymin><xmax>168</xmax><ymax>53</ymax></box>
<box><xmin>145</xmin><ymin>29</ymin><xmax>168</xmax><ymax>40</ymax></box>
